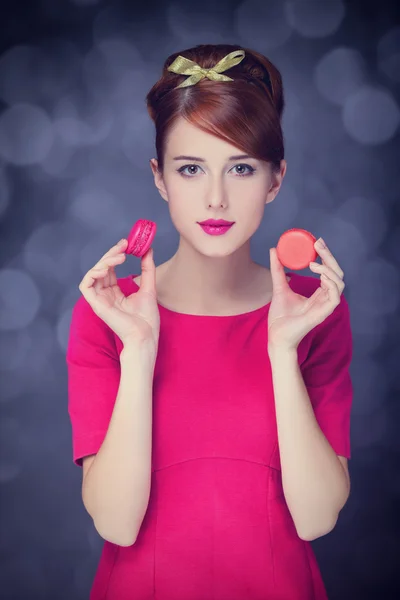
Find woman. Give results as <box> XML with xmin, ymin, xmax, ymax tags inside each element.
<box><xmin>66</xmin><ymin>44</ymin><xmax>353</xmax><ymax>600</ymax></box>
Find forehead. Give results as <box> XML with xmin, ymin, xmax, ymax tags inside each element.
<box><xmin>165</xmin><ymin>117</ymin><xmax>244</xmax><ymax>159</ymax></box>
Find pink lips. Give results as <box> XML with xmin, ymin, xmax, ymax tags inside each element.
<box><xmin>199</xmin><ymin>223</ymin><xmax>234</xmax><ymax>236</ymax></box>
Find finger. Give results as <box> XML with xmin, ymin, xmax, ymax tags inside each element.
<box><xmin>309</xmin><ymin>262</ymin><xmax>345</xmax><ymax>291</ymax></box>
<box><xmin>94</xmin><ymin>264</ymin><xmax>111</xmax><ymax>292</ymax></box>
<box><xmin>109</xmin><ymin>262</ymin><xmax>118</xmax><ymax>287</ymax></box>
<box><xmin>96</xmin><ymin>253</ymin><xmax>126</xmax><ymax>271</ymax></box>
<box><xmin>92</xmin><ymin>256</ymin><xmax>124</xmax><ymax>291</ymax></box>
<box><xmin>94</xmin><ymin>271</ymin><xmax>105</xmax><ymax>293</ymax></box>
<box><xmin>269</xmin><ymin>247</ymin><xmax>290</xmax><ymax>294</ymax></box>
<box><xmin>95</xmin><ymin>254</ymin><xmax>123</xmax><ymax>291</ymax></box>
<box><xmin>139</xmin><ymin>247</ymin><xmax>156</xmax><ymax>295</ymax></box>
<box><xmin>314</xmin><ymin>239</ymin><xmax>344</xmax><ymax>279</ymax></box>
<box><xmin>105</xmin><ymin>264</ymin><xmax>117</xmax><ymax>288</ymax></box>
<box><xmin>98</xmin><ymin>239</ymin><xmax>128</xmax><ymax>263</ymax></box>
<box><xmin>101</xmin><ymin>260</ymin><xmax>113</xmax><ymax>289</ymax></box>
<box><xmin>90</xmin><ymin>253</ymin><xmax>126</xmax><ymax>296</ymax></box>
<box><xmin>79</xmin><ymin>266</ymin><xmax>108</xmax><ymax>301</ymax></box>
<box><xmin>81</xmin><ymin>258</ymin><xmax>118</xmax><ymax>293</ymax></box>
<box><xmin>304</xmin><ymin>275</ymin><xmax>340</xmax><ymax>318</ymax></box>
<box><xmin>320</xmin><ymin>273</ymin><xmax>342</xmax><ymax>304</ymax></box>
<box><xmin>96</xmin><ymin>251</ymin><xmax>126</xmax><ymax>271</ymax></box>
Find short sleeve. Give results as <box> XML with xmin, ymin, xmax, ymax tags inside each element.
<box><xmin>301</xmin><ymin>293</ymin><xmax>353</xmax><ymax>459</ymax></box>
<box><xmin>66</xmin><ymin>295</ymin><xmax>121</xmax><ymax>467</ymax></box>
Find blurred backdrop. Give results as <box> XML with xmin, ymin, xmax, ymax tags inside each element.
<box><xmin>0</xmin><ymin>0</ymin><xmax>399</xmax><ymax>598</ymax></box>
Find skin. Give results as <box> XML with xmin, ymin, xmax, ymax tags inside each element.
<box><xmin>132</xmin><ymin>117</ymin><xmax>351</xmax><ymax>537</ymax></box>
<box><xmin>136</xmin><ymin>116</ymin><xmax>288</xmax><ymax>315</ymax></box>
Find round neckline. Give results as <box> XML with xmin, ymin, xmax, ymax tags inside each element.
<box><xmin>130</xmin><ymin>272</ymin><xmax>296</xmax><ymax>319</ymax></box>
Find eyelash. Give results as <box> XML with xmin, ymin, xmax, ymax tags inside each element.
<box><xmin>177</xmin><ymin>163</ymin><xmax>256</xmax><ymax>178</ymax></box>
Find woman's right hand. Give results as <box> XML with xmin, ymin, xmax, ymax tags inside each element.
<box><xmin>78</xmin><ymin>238</ymin><xmax>160</xmax><ymax>352</ymax></box>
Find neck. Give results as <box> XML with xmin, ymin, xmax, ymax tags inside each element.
<box><xmin>161</xmin><ymin>238</ymin><xmax>267</xmax><ymax>312</ymax></box>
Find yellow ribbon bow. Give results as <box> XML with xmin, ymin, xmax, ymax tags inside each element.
<box><xmin>167</xmin><ymin>49</ymin><xmax>246</xmax><ymax>88</ymax></box>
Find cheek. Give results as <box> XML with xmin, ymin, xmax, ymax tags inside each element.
<box><xmin>236</xmin><ymin>198</ymin><xmax>266</xmax><ymax>227</ymax></box>
<box><xmin>167</xmin><ymin>197</ymin><xmax>195</xmax><ymax>230</ymax></box>
<box><xmin>251</xmin><ymin>201</ymin><xmax>267</xmax><ymax>222</ymax></box>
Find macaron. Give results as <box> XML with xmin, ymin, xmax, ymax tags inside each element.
<box><xmin>276</xmin><ymin>228</ymin><xmax>318</xmax><ymax>270</ymax></box>
<box><xmin>126</xmin><ymin>219</ymin><xmax>157</xmax><ymax>257</ymax></box>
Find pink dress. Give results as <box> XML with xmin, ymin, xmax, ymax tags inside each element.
<box><xmin>66</xmin><ymin>271</ymin><xmax>353</xmax><ymax>600</ymax></box>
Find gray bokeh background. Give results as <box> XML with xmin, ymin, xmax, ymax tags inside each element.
<box><xmin>1</xmin><ymin>0</ymin><xmax>399</xmax><ymax>598</ymax></box>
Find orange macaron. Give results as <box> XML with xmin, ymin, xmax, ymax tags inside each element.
<box><xmin>276</xmin><ymin>228</ymin><xmax>318</xmax><ymax>270</ymax></box>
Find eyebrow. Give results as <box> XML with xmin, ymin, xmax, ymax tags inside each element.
<box><xmin>172</xmin><ymin>154</ymin><xmax>254</xmax><ymax>162</ymax></box>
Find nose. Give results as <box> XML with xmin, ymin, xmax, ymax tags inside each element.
<box><xmin>205</xmin><ymin>179</ymin><xmax>228</xmax><ymax>209</ymax></box>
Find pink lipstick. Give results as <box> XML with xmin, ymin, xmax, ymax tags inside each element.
<box><xmin>198</xmin><ymin>219</ymin><xmax>235</xmax><ymax>236</ymax></box>
<box><xmin>199</xmin><ymin>223</ymin><xmax>234</xmax><ymax>235</ymax></box>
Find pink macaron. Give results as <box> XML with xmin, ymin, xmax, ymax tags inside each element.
<box><xmin>126</xmin><ymin>219</ymin><xmax>157</xmax><ymax>257</ymax></box>
<box><xmin>276</xmin><ymin>228</ymin><xmax>318</xmax><ymax>270</ymax></box>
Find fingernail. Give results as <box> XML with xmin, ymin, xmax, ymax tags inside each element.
<box><xmin>317</xmin><ymin>237</ymin><xmax>326</xmax><ymax>248</ymax></box>
<box><xmin>118</xmin><ymin>238</ymin><xmax>125</xmax><ymax>245</ymax></box>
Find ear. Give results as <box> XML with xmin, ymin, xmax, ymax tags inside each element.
<box><xmin>266</xmin><ymin>159</ymin><xmax>287</xmax><ymax>205</ymax></box>
<box><xmin>150</xmin><ymin>158</ymin><xmax>169</xmax><ymax>202</ymax></box>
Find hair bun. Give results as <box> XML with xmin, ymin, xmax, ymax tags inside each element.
<box><xmin>146</xmin><ymin>44</ymin><xmax>284</xmax><ymax>174</ymax></box>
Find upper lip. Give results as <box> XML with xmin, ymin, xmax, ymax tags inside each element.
<box><xmin>198</xmin><ymin>219</ymin><xmax>235</xmax><ymax>226</ymax></box>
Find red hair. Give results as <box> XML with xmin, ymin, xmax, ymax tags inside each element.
<box><xmin>146</xmin><ymin>43</ymin><xmax>285</xmax><ymax>175</ymax></box>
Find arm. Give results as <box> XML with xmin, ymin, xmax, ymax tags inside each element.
<box><xmin>82</xmin><ymin>343</ymin><xmax>155</xmax><ymax>547</ymax></box>
<box><xmin>269</xmin><ymin>346</ymin><xmax>351</xmax><ymax>542</ymax></box>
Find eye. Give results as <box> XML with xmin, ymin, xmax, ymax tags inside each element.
<box><xmin>177</xmin><ymin>164</ymin><xmax>202</xmax><ymax>177</ymax></box>
<box><xmin>177</xmin><ymin>163</ymin><xmax>256</xmax><ymax>178</ymax></box>
<box><xmin>233</xmin><ymin>164</ymin><xmax>256</xmax><ymax>177</ymax></box>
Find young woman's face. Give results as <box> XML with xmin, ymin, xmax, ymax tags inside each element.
<box><xmin>151</xmin><ymin>117</ymin><xmax>285</xmax><ymax>257</ymax></box>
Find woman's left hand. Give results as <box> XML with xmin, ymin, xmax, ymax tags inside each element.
<box><xmin>267</xmin><ymin>238</ymin><xmax>345</xmax><ymax>352</ymax></box>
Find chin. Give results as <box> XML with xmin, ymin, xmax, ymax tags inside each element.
<box><xmin>179</xmin><ymin>228</ymin><xmax>243</xmax><ymax>258</ymax></box>
<box><xmin>197</xmin><ymin>245</ymin><xmax>239</xmax><ymax>258</ymax></box>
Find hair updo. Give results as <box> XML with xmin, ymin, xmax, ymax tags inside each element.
<box><xmin>146</xmin><ymin>43</ymin><xmax>285</xmax><ymax>176</ymax></box>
